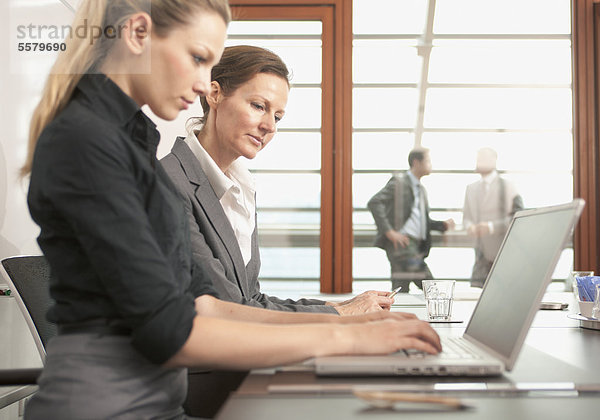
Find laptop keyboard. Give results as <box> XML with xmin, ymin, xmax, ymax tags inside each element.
<box><xmin>400</xmin><ymin>337</ymin><xmax>482</xmax><ymax>360</ymax></box>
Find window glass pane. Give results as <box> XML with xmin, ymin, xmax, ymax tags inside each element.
<box><xmin>255</xmin><ymin>173</ymin><xmax>321</xmax><ymax>208</ymax></box>
<box><xmin>258</xmin><ymin>211</ymin><xmax>320</xmax><ymax>226</ymax></box>
<box><xmin>227</xmin><ymin>39</ymin><xmax>322</xmax><ymax>84</ymax></box>
<box><xmin>423</xmin><ymin>132</ymin><xmax>573</xmax><ymax>172</ymax></box>
<box><xmin>429</xmin><ymin>40</ymin><xmax>572</xmax><ymax>84</ymax></box>
<box><xmin>230</xmin><ymin>19</ymin><xmax>323</xmax><ymax>287</ymax></box>
<box><xmin>424</xmin><ymin>88</ymin><xmax>572</xmax><ymax>129</ymax></box>
<box><xmin>352</xmin><ymin>0</ymin><xmax>573</xmax><ymax>285</ymax></box>
<box><xmin>422</xmin><ymin>173</ymin><xmax>478</xmax><ymax>210</ymax></box>
<box><xmin>554</xmin><ymin>249</ymin><xmax>574</xmax><ymax>280</ymax></box>
<box><xmin>421</xmin><ymin>133</ymin><xmax>482</xmax><ymax>171</ymax></box>
<box><xmin>353</xmin><ymin>173</ymin><xmax>395</xmax><ymax>209</ymax></box>
<box><xmin>427</xmin><ymin>248</ymin><xmax>474</xmax><ymax>279</ymax></box>
<box><xmin>258</xmin><ymin>280</ymin><xmax>321</xmax><ymax>297</ymax></box>
<box><xmin>352</xmin><ymin>132</ymin><xmax>414</xmax><ymax>170</ymax></box>
<box><xmin>494</xmin><ymin>134</ymin><xmax>573</xmax><ymax>172</ymax></box>
<box><xmin>430</xmin><ymin>211</ymin><xmax>464</xmax><ymax>226</ymax></box>
<box><xmin>502</xmin><ymin>173</ymin><xmax>573</xmax><ymax>208</ymax></box>
<box><xmin>246</xmin><ymin>132</ymin><xmax>321</xmax><ymax>170</ymax></box>
<box><xmin>259</xmin><ymin>248</ymin><xmax>320</xmax><ymax>279</ymax></box>
<box><xmin>278</xmin><ymin>87</ymin><xmax>321</xmax><ymax>129</ymax></box>
<box><xmin>434</xmin><ymin>0</ymin><xmax>571</xmax><ymax>34</ymax></box>
<box><xmin>353</xmin><ymin>40</ymin><xmax>420</xmax><ymax>84</ymax></box>
<box><xmin>353</xmin><ymin>88</ymin><xmax>418</xmax><ymax>128</ymax></box>
<box><xmin>353</xmin><ymin>248</ymin><xmax>391</xmax><ymax>279</ymax></box>
<box><xmin>353</xmin><ymin>0</ymin><xmax>428</xmax><ymax>34</ymax></box>
<box><xmin>355</xmin><ymin>235</ymin><xmax>574</xmax><ymax>281</ymax></box>
<box><xmin>280</xmin><ymin>43</ymin><xmax>322</xmax><ymax>85</ymax></box>
<box><xmin>353</xmin><ymin>210</ymin><xmax>375</xmax><ymax>226</ymax></box>
<box><xmin>228</xmin><ymin>21</ymin><xmax>322</xmax><ymax>35</ymax></box>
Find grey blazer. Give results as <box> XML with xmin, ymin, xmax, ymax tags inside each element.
<box><xmin>161</xmin><ymin>137</ymin><xmax>336</xmax><ymax>313</ymax></box>
<box><xmin>367</xmin><ymin>173</ymin><xmax>447</xmax><ymax>258</ymax></box>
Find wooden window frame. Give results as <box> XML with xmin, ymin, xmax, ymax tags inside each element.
<box><xmin>230</xmin><ymin>0</ymin><xmax>594</xmax><ymax>288</ymax></box>
<box><xmin>572</xmin><ymin>0</ymin><xmax>600</xmax><ymax>272</ymax></box>
<box><xmin>230</xmin><ymin>0</ymin><xmax>353</xmax><ymax>293</ymax></box>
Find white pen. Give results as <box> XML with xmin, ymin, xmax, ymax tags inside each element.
<box><xmin>388</xmin><ymin>285</ymin><xmax>403</xmax><ymax>299</ymax></box>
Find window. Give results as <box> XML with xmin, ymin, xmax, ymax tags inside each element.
<box><xmin>227</xmin><ymin>21</ymin><xmax>324</xmax><ymax>283</ymax></box>
<box><xmin>229</xmin><ymin>1</ymin><xmax>351</xmax><ymax>293</ymax></box>
<box><xmin>352</xmin><ymin>0</ymin><xmax>574</xmax><ymax>286</ymax></box>
<box><xmin>231</xmin><ymin>0</ymin><xmax>576</xmax><ymax>293</ymax></box>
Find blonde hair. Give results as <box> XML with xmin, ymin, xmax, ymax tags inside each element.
<box><xmin>22</xmin><ymin>0</ymin><xmax>231</xmax><ymax>176</ymax></box>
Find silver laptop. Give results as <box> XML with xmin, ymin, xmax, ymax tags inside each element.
<box><xmin>315</xmin><ymin>199</ymin><xmax>585</xmax><ymax>376</ymax></box>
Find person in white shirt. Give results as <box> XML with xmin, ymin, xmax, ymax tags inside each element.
<box><xmin>463</xmin><ymin>147</ymin><xmax>524</xmax><ymax>287</ymax></box>
<box><xmin>162</xmin><ymin>45</ymin><xmax>393</xmax><ymax>315</ymax></box>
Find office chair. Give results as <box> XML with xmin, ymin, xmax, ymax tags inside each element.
<box><xmin>0</xmin><ymin>368</ymin><xmax>43</xmax><ymax>386</ymax></box>
<box><xmin>0</xmin><ymin>255</ymin><xmax>56</xmax><ymax>385</ymax></box>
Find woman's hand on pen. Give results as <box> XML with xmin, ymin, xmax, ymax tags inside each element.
<box><xmin>327</xmin><ymin>291</ymin><xmax>393</xmax><ymax>315</ymax></box>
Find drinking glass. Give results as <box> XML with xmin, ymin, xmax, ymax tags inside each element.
<box><xmin>422</xmin><ymin>280</ymin><xmax>455</xmax><ymax>321</ymax></box>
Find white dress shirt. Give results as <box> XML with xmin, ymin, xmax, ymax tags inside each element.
<box><xmin>480</xmin><ymin>170</ymin><xmax>498</xmax><ymax>234</ymax></box>
<box><xmin>184</xmin><ymin>132</ymin><xmax>256</xmax><ymax>265</ymax></box>
<box><xmin>481</xmin><ymin>170</ymin><xmax>498</xmax><ymax>195</ymax></box>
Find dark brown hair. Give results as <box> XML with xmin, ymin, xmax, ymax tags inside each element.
<box><xmin>192</xmin><ymin>45</ymin><xmax>290</xmax><ymax>127</ymax></box>
<box><xmin>408</xmin><ymin>147</ymin><xmax>430</xmax><ymax>167</ymax></box>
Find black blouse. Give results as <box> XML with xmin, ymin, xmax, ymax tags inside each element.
<box><xmin>27</xmin><ymin>74</ymin><xmax>214</xmax><ymax>364</ymax></box>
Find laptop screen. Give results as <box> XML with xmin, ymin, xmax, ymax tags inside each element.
<box><xmin>465</xmin><ymin>201</ymin><xmax>582</xmax><ymax>366</ymax></box>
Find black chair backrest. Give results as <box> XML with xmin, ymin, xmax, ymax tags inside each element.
<box><xmin>1</xmin><ymin>255</ymin><xmax>56</xmax><ymax>359</ymax></box>
<box><xmin>0</xmin><ymin>368</ymin><xmax>43</xmax><ymax>386</ymax></box>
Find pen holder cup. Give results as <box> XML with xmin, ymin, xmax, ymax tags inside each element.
<box><xmin>593</xmin><ymin>284</ymin><xmax>600</xmax><ymax>319</ymax></box>
<box><xmin>578</xmin><ymin>300</ymin><xmax>595</xmax><ymax>318</ymax></box>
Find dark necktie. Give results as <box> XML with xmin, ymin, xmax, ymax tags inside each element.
<box><xmin>418</xmin><ymin>184</ymin><xmax>427</xmax><ymax>239</ymax></box>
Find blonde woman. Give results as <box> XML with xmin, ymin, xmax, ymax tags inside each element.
<box><xmin>24</xmin><ymin>1</ymin><xmax>440</xmax><ymax>418</ymax></box>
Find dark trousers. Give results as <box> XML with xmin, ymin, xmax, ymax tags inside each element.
<box><xmin>184</xmin><ymin>369</ymin><xmax>248</xmax><ymax>419</ymax></box>
<box><xmin>386</xmin><ymin>238</ymin><xmax>433</xmax><ymax>293</ymax></box>
<box><xmin>470</xmin><ymin>249</ymin><xmax>493</xmax><ymax>288</ymax></box>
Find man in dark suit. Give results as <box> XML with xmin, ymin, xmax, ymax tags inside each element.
<box><xmin>368</xmin><ymin>148</ymin><xmax>455</xmax><ymax>293</ymax></box>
